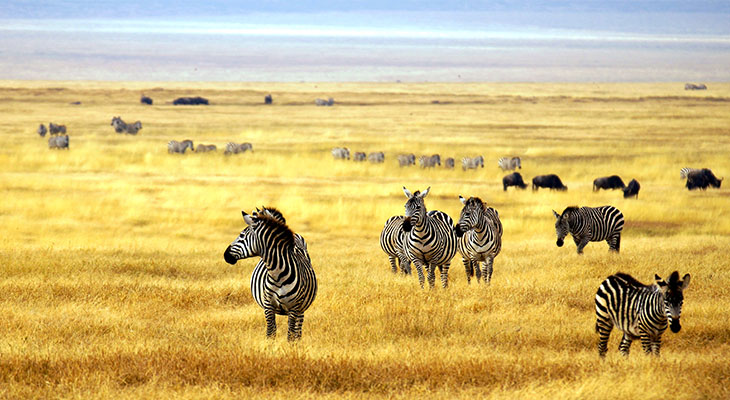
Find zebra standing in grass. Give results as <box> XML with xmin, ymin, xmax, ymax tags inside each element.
<box><xmin>37</xmin><ymin>124</ymin><xmax>47</xmax><ymax>137</ymax></box>
<box><xmin>48</xmin><ymin>135</ymin><xmax>69</xmax><ymax>149</ymax></box>
<box><xmin>454</xmin><ymin>196</ymin><xmax>502</xmax><ymax>285</ymax></box>
<box><xmin>368</xmin><ymin>152</ymin><xmax>385</xmax><ymax>163</ymax></box>
<box><xmin>224</xmin><ymin>210</ymin><xmax>317</xmax><ymax>341</ymax></box>
<box><xmin>418</xmin><ymin>154</ymin><xmax>441</xmax><ymax>168</ymax></box>
<box><xmin>195</xmin><ymin>144</ymin><xmax>217</xmax><ymax>153</ymax></box>
<box><xmin>498</xmin><ymin>157</ymin><xmax>521</xmax><ymax>171</ymax></box>
<box><xmin>680</xmin><ymin>167</ymin><xmax>700</xmax><ymax>179</ymax></box>
<box><xmin>111</xmin><ymin>117</ymin><xmax>126</xmax><ymax>133</ymax></box>
<box><xmin>224</xmin><ymin>142</ymin><xmax>253</xmax><ymax>155</ymax></box>
<box><xmin>168</xmin><ymin>140</ymin><xmax>194</xmax><ymax>154</ymax></box>
<box><xmin>379</xmin><ymin>216</ymin><xmax>411</xmax><ymax>275</ymax></box>
<box><xmin>401</xmin><ymin>187</ymin><xmax>457</xmax><ymax>289</ymax></box>
<box><xmin>397</xmin><ymin>154</ymin><xmax>416</xmax><ymax>167</ymax></box>
<box><xmin>332</xmin><ymin>147</ymin><xmax>350</xmax><ymax>160</ymax></box>
<box><xmin>595</xmin><ymin>271</ymin><xmax>691</xmax><ymax>357</ymax></box>
<box><xmin>48</xmin><ymin>122</ymin><xmax>66</xmax><ymax>135</ymax></box>
<box><xmin>553</xmin><ymin>206</ymin><xmax>624</xmax><ymax>254</ymax></box>
<box><xmin>462</xmin><ymin>155</ymin><xmax>484</xmax><ymax>170</ymax></box>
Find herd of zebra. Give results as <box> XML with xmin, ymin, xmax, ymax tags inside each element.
<box><xmin>378</xmin><ymin>185</ymin><xmax>690</xmax><ymax>357</ymax></box>
<box><xmin>110</xmin><ymin>116</ymin><xmax>143</xmax><ymax>135</ymax></box>
<box><xmin>37</xmin><ymin>123</ymin><xmax>70</xmax><ymax>149</ymax></box>
<box><xmin>167</xmin><ymin>140</ymin><xmax>253</xmax><ymax>155</ymax></box>
<box><xmin>332</xmin><ymin>148</ymin><xmax>521</xmax><ymax>171</ymax></box>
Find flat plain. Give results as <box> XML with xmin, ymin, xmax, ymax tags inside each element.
<box><xmin>0</xmin><ymin>81</ymin><xmax>729</xmax><ymax>399</ymax></box>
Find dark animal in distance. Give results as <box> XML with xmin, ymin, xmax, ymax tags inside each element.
<box><xmin>444</xmin><ymin>158</ymin><xmax>455</xmax><ymax>169</ymax></box>
<box><xmin>532</xmin><ymin>174</ymin><xmax>567</xmax><ymax>191</ymax></box>
<box><xmin>503</xmin><ymin>172</ymin><xmax>528</xmax><ymax>191</ymax></box>
<box><xmin>48</xmin><ymin>122</ymin><xmax>66</xmax><ymax>135</ymax></box>
<box><xmin>623</xmin><ymin>179</ymin><xmax>641</xmax><ymax>198</ymax></box>
<box><xmin>140</xmin><ymin>95</ymin><xmax>153</xmax><ymax>105</ymax></box>
<box><xmin>684</xmin><ymin>83</ymin><xmax>707</xmax><ymax>90</ymax></box>
<box><xmin>593</xmin><ymin>175</ymin><xmax>625</xmax><ymax>191</ymax></box>
<box><xmin>264</xmin><ymin>94</ymin><xmax>273</xmax><ymax>104</ymax></box>
<box><xmin>315</xmin><ymin>98</ymin><xmax>334</xmax><ymax>106</ymax></box>
<box><xmin>173</xmin><ymin>96</ymin><xmax>209</xmax><ymax>105</ymax></box>
<box><xmin>37</xmin><ymin>124</ymin><xmax>47</xmax><ymax>137</ymax></box>
<box><xmin>686</xmin><ymin>168</ymin><xmax>723</xmax><ymax>190</ymax></box>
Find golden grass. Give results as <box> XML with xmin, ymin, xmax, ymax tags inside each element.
<box><xmin>0</xmin><ymin>81</ymin><xmax>729</xmax><ymax>399</ymax></box>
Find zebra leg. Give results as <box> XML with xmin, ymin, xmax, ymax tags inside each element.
<box><xmin>482</xmin><ymin>256</ymin><xmax>494</xmax><ymax>285</ymax></box>
<box><xmin>413</xmin><ymin>260</ymin><xmax>426</xmax><ymax>289</ymax></box>
<box><xmin>265</xmin><ymin>308</ymin><xmax>277</xmax><ymax>339</ymax></box>
<box><xmin>287</xmin><ymin>312</ymin><xmax>304</xmax><ymax>341</ymax></box>
<box><xmin>651</xmin><ymin>339</ymin><xmax>661</xmax><ymax>356</ymax></box>
<box><xmin>576</xmin><ymin>238</ymin><xmax>590</xmax><ymax>254</ymax></box>
<box><xmin>388</xmin><ymin>256</ymin><xmax>398</xmax><ymax>274</ymax></box>
<box><xmin>618</xmin><ymin>333</ymin><xmax>633</xmax><ymax>356</ymax></box>
<box><xmin>439</xmin><ymin>263</ymin><xmax>450</xmax><ymax>288</ymax></box>
<box><xmin>475</xmin><ymin>261</ymin><xmax>482</xmax><ymax>283</ymax></box>
<box><xmin>640</xmin><ymin>333</ymin><xmax>652</xmax><ymax>354</ymax></box>
<box><xmin>426</xmin><ymin>264</ymin><xmax>437</xmax><ymax>288</ymax></box>
<box><xmin>608</xmin><ymin>234</ymin><xmax>621</xmax><ymax>252</ymax></box>
<box><xmin>463</xmin><ymin>258</ymin><xmax>474</xmax><ymax>284</ymax></box>
<box><xmin>399</xmin><ymin>256</ymin><xmax>412</xmax><ymax>275</ymax></box>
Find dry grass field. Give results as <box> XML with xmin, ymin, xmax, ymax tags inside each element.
<box><xmin>0</xmin><ymin>81</ymin><xmax>729</xmax><ymax>399</ymax></box>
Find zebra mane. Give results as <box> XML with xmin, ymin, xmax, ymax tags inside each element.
<box><xmin>465</xmin><ymin>197</ymin><xmax>486</xmax><ymax>210</ymax></box>
<box><xmin>253</xmin><ymin>213</ymin><xmax>296</xmax><ymax>248</ymax></box>
<box><xmin>562</xmin><ymin>206</ymin><xmax>580</xmax><ymax>215</ymax></box>
<box><xmin>257</xmin><ymin>206</ymin><xmax>286</xmax><ymax>224</ymax></box>
<box><xmin>613</xmin><ymin>272</ymin><xmax>650</xmax><ymax>288</ymax></box>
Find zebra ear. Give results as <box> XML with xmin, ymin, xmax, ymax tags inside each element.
<box><xmin>420</xmin><ymin>187</ymin><xmax>430</xmax><ymax>198</ymax></box>
<box><xmin>552</xmin><ymin>210</ymin><xmax>560</xmax><ymax>219</ymax></box>
<box><xmin>681</xmin><ymin>274</ymin><xmax>691</xmax><ymax>290</ymax></box>
<box><xmin>403</xmin><ymin>186</ymin><xmax>413</xmax><ymax>198</ymax></box>
<box><xmin>242</xmin><ymin>211</ymin><xmax>255</xmax><ymax>226</ymax></box>
<box><xmin>459</xmin><ymin>195</ymin><xmax>466</xmax><ymax>205</ymax></box>
<box><xmin>655</xmin><ymin>274</ymin><xmax>669</xmax><ymax>293</ymax></box>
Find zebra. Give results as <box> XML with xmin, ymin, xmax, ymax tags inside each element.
<box><xmin>444</xmin><ymin>157</ymin><xmax>455</xmax><ymax>169</ymax></box>
<box><xmin>48</xmin><ymin>135</ymin><xmax>69</xmax><ymax>149</ymax></box>
<box><xmin>454</xmin><ymin>196</ymin><xmax>502</xmax><ymax>285</ymax></box>
<box><xmin>379</xmin><ymin>216</ymin><xmax>411</xmax><ymax>275</ymax></box>
<box><xmin>224</xmin><ymin>142</ymin><xmax>253</xmax><ymax>155</ymax></box>
<box><xmin>401</xmin><ymin>186</ymin><xmax>457</xmax><ymax>289</ymax></box>
<box><xmin>315</xmin><ymin>98</ymin><xmax>334</xmax><ymax>106</ymax></box>
<box><xmin>553</xmin><ymin>205</ymin><xmax>624</xmax><ymax>254</ymax></box>
<box><xmin>195</xmin><ymin>144</ymin><xmax>217</xmax><ymax>153</ymax></box>
<box><xmin>462</xmin><ymin>155</ymin><xmax>484</xmax><ymax>171</ymax></box>
<box><xmin>168</xmin><ymin>140</ymin><xmax>194</xmax><ymax>154</ymax></box>
<box><xmin>498</xmin><ymin>157</ymin><xmax>521</xmax><ymax>171</ymax></box>
<box><xmin>680</xmin><ymin>167</ymin><xmax>700</xmax><ymax>180</ymax></box>
<box><xmin>418</xmin><ymin>154</ymin><xmax>441</xmax><ymax>168</ymax></box>
<box><xmin>125</xmin><ymin>121</ymin><xmax>142</xmax><ymax>135</ymax></box>
<box><xmin>224</xmin><ymin>210</ymin><xmax>317</xmax><ymax>341</ymax></box>
<box><xmin>37</xmin><ymin>124</ymin><xmax>47</xmax><ymax>137</ymax></box>
<box><xmin>353</xmin><ymin>152</ymin><xmax>367</xmax><ymax>162</ymax></box>
<box><xmin>111</xmin><ymin>116</ymin><xmax>126</xmax><ymax>133</ymax></box>
<box><xmin>595</xmin><ymin>271</ymin><xmax>691</xmax><ymax>357</ymax></box>
<box><xmin>48</xmin><ymin>122</ymin><xmax>66</xmax><ymax>135</ymax></box>
<box><xmin>331</xmin><ymin>147</ymin><xmax>350</xmax><ymax>160</ymax></box>
<box><xmin>367</xmin><ymin>152</ymin><xmax>385</xmax><ymax>163</ymax></box>
<box><xmin>397</xmin><ymin>154</ymin><xmax>416</xmax><ymax>167</ymax></box>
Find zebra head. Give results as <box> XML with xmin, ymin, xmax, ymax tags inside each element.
<box><xmin>224</xmin><ymin>210</ymin><xmax>296</xmax><ymax>265</ymax></box>
<box><xmin>224</xmin><ymin>211</ymin><xmax>261</xmax><ymax>265</ymax></box>
<box><xmin>454</xmin><ymin>195</ymin><xmax>484</xmax><ymax>237</ymax></box>
<box><xmin>552</xmin><ymin>207</ymin><xmax>576</xmax><ymax>247</ymax></box>
<box><xmin>402</xmin><ymin>186</ymin><xmax>430</xmax><ymax>232</ymax></box>
<box><xmin>656</xmin><ymin>271</ymin><xmax>691</xmax><ymax>333</ymax></box>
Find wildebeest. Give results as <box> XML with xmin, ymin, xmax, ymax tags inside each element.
<box><xmin>224</xmin><ymin>142</ymin><xmax>253</xmax><ymax>155</ymax></box>
<box><xmin>444</xmin><ymin>158</ymin><xmax>455</xmax><ymax>169</ymax></box>
<box><xmin>140</xmin><ymin>95</ymin><xmax>153</xmax><ymax>105</ymax></box>
<box><xmin>168</xmin><ymin>140</ymin><xmax>194</xmax><ymax>154</ymax></box>
<box><xmin>498</xmin><ymin>157</ymin><xmax>521</xmax><ymax>171</ymax></box>
<box><xmin>173</xmin><ymin>96</ymin><xmax>209</xmax><ymax>105</ymax></box>
<box><xmin>593</xmin><ymin>175</ymin><xmax>626</xmax><ymax>191</ymax></box>
<box><xmin>397</xmin><ymin>154</ymin><xmax>416</xmax><ymax>167</ymax></box>
<box><xmin>37</xmin><ymin>124</ymin><xmax>47</xmax><ymax>137</ymax></box>
<box><xmin>264</xmin><ymin>94</ymin><xmax>273</xmax><ymax>104</ymax></box>
<box><xmin>48</xmin><ymin>122</ymin><xmax>66</xmax><ymax>135</ymax></box>
<box><xmin>195</xmin><ymin>144</ymin><xmax>217</xmax><ymax>153</ymax></box>
<box><xmin>315</xmin><ymin>98</ymin><xmax>335</xmax><ymax>106</ymax></box>
<box><xmin>685</xmin><ymin>83</ymin><xmax>707</xmax><ymax>90</ymax></box>
<box><xmin>503</xmin><ymin>172</ymin><xmax>527</xmax><ymax>191</ymax></box>
<box><xmin>353</xmin><ymin>152</ymin><xmax>367</xmax><ymax>162</ymax></box>
<box><xmin>462</xmin><ymin>156</ymin><xmax>484</xmax><ymax>170</ymax></box>
<box><xmin>48</xmin><ymin>135</ymin><xmax>69</xmax><ymax>149</ymax></box>
<box><xmin>419</xmin><ymin>154</ymin><xmax>441</xmax><ymax>168</ymax></box>
<box><xmin>686</xmin><ymin>168</ymin><xmax>723</xmax><ymax>190</ymax></box>
<box><xmin>367</xmin><ymin>152</ymin><xmax>385</xmax><ymax>163</ymax></box>
<box><xmin>331</xmin><ymin>147</ymin><xmax>350</xmax><ymax>160</ymax></box>
<box><xmin>532</xmin><ymin>174</ymin><xmax>567</xmax><ymax>191</ymax></box>
<box><xmin>623</xmin><ymin>179</ymin><xmax>640</xmax><ymax>198</ymax></box>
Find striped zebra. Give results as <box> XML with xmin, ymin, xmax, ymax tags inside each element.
<box><xmin>195</xmin><ymin>144</ymin><xmax>217</xmax><ymax>153</ymax></box>
<box><xmin>444</xmin><ymin>157</ymin><xmax>455</xmax><ymax>169</ymax></box>
<box><xmin>368</xmin><ymin>152</ymin><xmax>385</xmax><ymax>163</ymax></box>
<box><xmin>379</xmin><ymin>216</ymin><xmax>411</xmax><ymax>275</ymax></box>
<box><xmin>418</xmin><ymin>154</ymin><xmax>441</xmax><ymax>168</ymax></box>
<box><xmin>595</xmin><ymin>271</ymin><xmax>691</xmax><ymax>357</ymax></box>
<box><xmin>553</xmin><ymin>205</ymin><xmax>624</xmax><ymax>254</ymax></box>
<box><xmin>498</xmin><ymin>156</ymin><xmax>521</xmax><ymax>171</ymax></box>
<box><xmin>224</xmin><ymin>142</ymin><xmax>253</xmax><ymax>155</ymax></box>
<box><xmin>48</xmin><ymin>135</ymin><xmax>69</xmax><ymax>149</ymax></box>
<box><xmin>331</xmin><ymin>147</ymin><xmax>350</xmax><ymax>160</ymax></box>
<box><xmin>353</xmin><ymin>152</ymin><xmax>367</xmax><ymax>162</ymax></box>
<box><xmin>224</xmin><ymin>210</ymin><xmax>317</xmax><ymax>341</ymax></box>
<box><xmin>48</xmin><ymin>122</ymin><xmax>66</xmax><ymax>135</ymax></box>
<box><xmin>454</xmin><ymin>196</ymin><xmax>502</xmax><ymax>285</ymax></box>
<box><xmin>37</xmin><ymin>124</ymin><xmax>47</xmax><ymax>137</ymax></box>
<box><xmin>397</xmin><ymin>154</ymin><xmax>415</xmax><ymax>167</ymax></box>
<box><xmin>168</xmin><ymin>140</ymin><xmax>194</xmax><ymax>154</ymax></box>
<box><xmin>401</xmin><ymin>186</ymin><xmax>457</xmax><ymax>289</ymax></box>
<box><xmin>680</xmin><ymin>167</ymin><xmax>700</xmax><ymax>179</ymax></box>
<box><xmin>462</xmin><ymin>155</ymin><xmax>484</xmax><ymax>170</ymax></box>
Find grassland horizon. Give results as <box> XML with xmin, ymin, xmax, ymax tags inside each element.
<box><xmin>0</xmin><ymin>80</ymin><xmax>728</xmax><ymax>399</ymax></box>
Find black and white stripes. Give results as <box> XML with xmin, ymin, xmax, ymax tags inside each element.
<box><xmin>454</xmin><ymin>196</ymin><xmax>502</xmax><ymax>285</ymax></box>
<box><xmin>553</xmin><ymin>205</ymin><xmax>624</xmax><ymax>254</ymax></box>
<box><xmin>379</xmin><ymin>215</ymin><xmax>411</xmax><ymax>275</ymax></box>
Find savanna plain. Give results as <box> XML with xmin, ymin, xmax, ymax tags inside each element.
<box><xmin>0</xmin><ymin>81</ymin><xmax>729</xmax><ymax>399</ymax></box>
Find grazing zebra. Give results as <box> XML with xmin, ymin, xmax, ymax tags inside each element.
<box><xmin>37</xmin><ymin>124</ymin><xmax>47</xmax><ymax>137</ymax></box>
<box><xmin>498</xmin><ymin>157</ymin><xmax>521</xmax><ymax>171</ymax></box>
<box><xmin>379</xmin><ymin>216</ymin><xmax>411</xmax><ymax>275</ymax></box>
<box><xmin>331</xmin><ymin>147</ymin><xmax>350</xmax><ymax>160</ymax></box>
<box><xmin>353</xmin><ymin>152</ymin><xmax>367</xmax><ymax>162</ymax></box>
<box><xmin>454</xmin><ymin>196</ymin><xmax>502</xmax><ymax>285</ymax></box>
<box><xmin>315</xmin><ymin>98</ymin><xmax>334</xmax><ymax>106</ymax></box>
<box><xmin>595</xmin><ymin>271</ymin><xmax>691</xmax><ymax>357</ymax></box>
<box><xmin>553</xmin><ymin>205</ymin><xmax>624</xmax><ymax>254</ymax></box>
<box><xmin>125</xmin><ymin>121</ymin><xmax>142</xmax><ymax>135</ymax></box>
<box><xmin>224</xmin><ymin>142</ymin><xmax>253</xmax><ymax>155</ymax></box>
<box><xmin>679</xmin><ymin>167</ymin><xmax>699</xmax><ymax>180</ymax></box>
<box><xmin>224</xmin><ymin>210</ymin><xmax>317</xmax><ymax>341</ymax></box>
<box><xmin>111</xmin><ymin>116</ymin><xmax>126</xmax><ymax>133</ymax></box>
<box><xmin>48</xmin><ymin>122</ymin><xmax>66</xmax><ymax>135</ymax></box>
<box><xmin>195</xmin><ymin>144</ymin><xmax>217</xmax><ymax>153</ymax></box>
<box><xmin>48</xmin><ymin>135</ymin><xmax>69</xmax><ymax>149</ymax></box>
<box><xmin>462</xmin><ymin>155</ymin><xmax>484</xmax><ymax>171</ymax></box>
<box><xmin>419</xmin><ymin>154</ymin><xmax>441</xmax><ymax>168</ymax></box>
<box><xmin>168</xmin><ymin>140</ymin><xmax>194</xmax><ymax>154</ymax></box>
<box><xmin>401</xmin><ymin>187</ymin><xmax>457</xmax><ymax>289</ymax></box>
<box><xmin>368</xmin><ymin>152</ymin><xmax>385</xmax><ymax>163</ymax></box>
<box><xmin>397</xmin><ymin>154</ymin><xmax>416</xmax><ymax>167</ymax></box>
<box><xmin>444</xmin><ymin>157</ymin><xmax>455</xmax><ymax>169</ymax></box>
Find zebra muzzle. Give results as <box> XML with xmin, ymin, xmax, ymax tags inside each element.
<box><xmin>223</xmin><ymin>246</ymin><xmax>238</xmax><ymax>265</ymax></box>
<box><xmin>556</xmin><ymin>239</ymin><xmax>564</xmax><ymax>247</ymax></box>
<box><xmin>670</xmin><ymin>319</ymin><xmax>681</xmax><ymax>333</ymax></box>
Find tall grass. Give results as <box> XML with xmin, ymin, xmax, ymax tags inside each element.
<box><xmin>0</xmin><ymin>81</ymin><xmax>729</xmax><ymax>399</ymax></box>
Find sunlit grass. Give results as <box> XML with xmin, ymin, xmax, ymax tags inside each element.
<box><xmin>0</xmin><ymin>81</ymin><xmax>729</xmax><ymax>399</ymax></box>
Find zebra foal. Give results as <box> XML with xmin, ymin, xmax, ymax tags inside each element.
<box><xmin>224</xmin><ymin>210</ymin><xmax>317</xmax><ymax>341</ymax></box>
<box><xmin>553</xmin><ymin>205</ymin><xmax>624</xmax><ymax>254</ymax></box>
<box><xmin>454</xmin><ymin>196</ymin><xmax>502</xmax><ymax>285</ymax></box>
<box><xmin>595</xmin><ymin>271</ymin><xmax>690</xmax><ymax>357</ymax></box>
